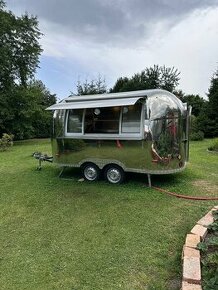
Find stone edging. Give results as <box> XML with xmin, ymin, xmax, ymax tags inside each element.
<box><xmin>181</xmin><ymin>205</ymin><xmax>218</xmax><ymax>290</ymax></box>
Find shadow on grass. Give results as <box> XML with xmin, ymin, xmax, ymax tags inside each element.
<box><xmin>57</xmin><ymin>166</ymin><xmax>183</xmax><ymax>187</ymax></box>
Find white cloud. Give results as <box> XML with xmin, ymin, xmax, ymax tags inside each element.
<box><xmin>39</xmin><ymin>6</ymin><xmax>218</xmax><ymax>97</ymax></box>
<box><xmin>153</xmin><ymin>7</ymin><xmax>218</xmax><ymax>96</ymax></box>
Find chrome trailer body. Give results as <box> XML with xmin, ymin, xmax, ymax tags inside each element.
<box><xmin>47</xmin><ymin>89</ymin><xmax>191</xmax><ymax>183</ymax></box>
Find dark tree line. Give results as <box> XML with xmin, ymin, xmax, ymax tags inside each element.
<box><xmin>0</xmin><ymin>1</ymin><xmax>56</xmax><ymax>140</ymax></box>
<box><xmin>179</xmin><ymin>69</ymin><xmax>218</xmax><ymax>138</ymax></box>
<box><xmin>110</xmin><ymin>65</ymin><xmax>180</xmax><ymax>93</ymax></box>
<box><xmin>77</xmin><ymin>66</ymin><xmax>218</xmax><ymax>138</ymax></box>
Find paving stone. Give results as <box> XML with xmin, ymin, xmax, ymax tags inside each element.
<box><xmin>197</xmin><ymin>211</ymin><xmax>214</xmax><ymax>227</ymax></box>
<box><xmin>191</xmin><ymin>225</ymin><xmax>207</xmax><ymax>240</ymax></box>
<box><xmin>183</xmin><ymin>246</ymin><xmax>200</xmax><ymax>259</ymax></box>
<box><xmin>182</xmin><ymin>281</ymin><xmax>202</xmax><ymax>290</ymax></box>
<box><xmin>183</xmin><ymin>256</ymin><xmax>201</xmax><ymax>284</ymax></box>
<box><xmin>185</xmin><ymin>234</ymin><xmax>200</xmax><ymax>248</ymax></box>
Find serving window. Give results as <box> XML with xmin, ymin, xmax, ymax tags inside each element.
<box><xmin>65</xmin><ymin>103</ymin><xmax>142</xmax><ymax>136</ymax></box>
<box><xmin>85</xmin><ymin>107</ymin><xmax>120</xmax><ymax>134</ymax></box>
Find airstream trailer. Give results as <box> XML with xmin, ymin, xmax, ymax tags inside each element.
<box><xmin>46</xmin><ymin>89</ymin><xmax>191</xmax><ymax>185</ymax></box>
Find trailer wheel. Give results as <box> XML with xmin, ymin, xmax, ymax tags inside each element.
<box><xmin>82</xmin><ymin>163</ymin><xmax>100</xmax><ymax>182</ymax></box>
<box><xmin>104</xmin><ymin>165</ymin><xmax>125</xmax><ymax>184</ymax></box>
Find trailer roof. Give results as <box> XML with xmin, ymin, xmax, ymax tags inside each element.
<box><xmin>47</xmin><ymin>96</ymin><xmax>145</xmax><ymax>110</ymax></box>
<box><xmin>46</xmin><ymin>89</ymin><xmax>184</xmax><ymax>113</ymax></box>
<box><xmin>64</xmin><ymin>89</ymin><xmax>163</xmax><ymax>102</ymax></box>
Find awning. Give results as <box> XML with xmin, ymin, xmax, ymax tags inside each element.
<box><xmin>46</xmin><ymin>96</ymin><xmax>145</xmax><ymax>110</ymax></box>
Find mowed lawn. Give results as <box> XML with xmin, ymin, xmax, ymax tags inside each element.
<box><xmin>0</xmin><ymin>139</ymin><xmax>217</xmax><ymax>290</ymax></box>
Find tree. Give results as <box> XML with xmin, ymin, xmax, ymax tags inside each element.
<box><xmin>196</xmin><ymin>103</ymin><xmax>214</xmax><ymax>138</ymax></box>
<box><xmin>75</xmin><ymin>76</ymin><xmax>107</xmax><ymax>95</ymax></box>
<box><xmin>0</xmin><ymin>1</ymin><xmax>54</xmax><ymax>139</ymax></box>
<box><xmin>180</xmin><ymin>94</ymin><xmax>206</xmax><ymax>117</ymax></box>
<box><xmin>28</xmin><ymin>80</ymin><xmax>56</xmax><ymax>138</ymax></box>
<box><xmin>178</xmin><ymin>94</ymin><xmax>207</xmax><ymax>140</ymax></box>
<box><xmin>109</xmin><ymin>77</ymin><xmax>129</xmax><ymax>93</ymax></box>
<box><xmin>110</xmin><ymin>65</ymin><xmax>180</xmax><ymax>93</ymax></box>
<box><xmin>206</xmin><ymin>68</ymin><xmax>218</xmax><ymax>137</ymax></box>
<box><xmin>0</xmin><ymin>0</ymin><xmax>42</xmax><ymax>88</ymax></box>
<box><xmin>180</xmin><ymin>67</ymin><xmax>218</xmax><ymax>138</ymax></box>
<box><xmin>1</xmin><ymin>81</ymin><xmax>56</xmax><ymax>139</ymax></box>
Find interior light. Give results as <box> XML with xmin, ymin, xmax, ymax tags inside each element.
<box><xmin>94</xmin><ymin>108</ymin><xmax>101</xmax><ymax>115</ymax></box>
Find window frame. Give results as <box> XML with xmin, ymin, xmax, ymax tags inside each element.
<box><xmin>65</xmin><ymin>109</ymin><xmax>85</xmax><ymax>136</ymax></box>
<box><xmin>121</xmin><ymin>104</ymin><xmax>142</xmax><ymax>134</ymax></box>
<box><xmin>84</xmin><ymin>107</ymin><xmax>121</xmax><ymax>135</ymax></box>
<box><xmin>64</xmin><ymin>103</ymin><xmax>144</xmax><ymax>140</ymax></box>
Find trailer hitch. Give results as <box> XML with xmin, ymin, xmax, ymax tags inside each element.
<box><xmin>32</xmin><ymin>152</ymin><xmax>53</xmax><ymax>170</ymax></box>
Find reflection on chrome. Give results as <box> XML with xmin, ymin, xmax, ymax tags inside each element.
<box><xmin>49</xmin><ymin>89</ymin><xmax>191</xmax><ymax>176</ymax></box>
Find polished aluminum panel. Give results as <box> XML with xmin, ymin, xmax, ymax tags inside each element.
<box><xmin>52</xmin><ymin>137</ymin><xmax>186</xmax><ymax>174</ymax></box>
<box><xmin>50</xmin><ymin>90</ymin><xmax>189</xmax><ymax>174</ymax></box>
<box><xmin>146</xmin><ymin>92</ymin><xmax>186</xmax><ymax>120</ymax></box>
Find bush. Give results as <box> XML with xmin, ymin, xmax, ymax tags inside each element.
<box><xmin>0</xmin><ymin>133</ymin><xmax>14</xmax><ymax>151</ymax></box>
<box><xmin>190</xmin><ymin>131</ymin><xmax>204</xmax><ymax>141</ymax></box>
<box><xmin>198</xmin><ymin>210</ymin><xmax>218</xmax><ymax>290</ymax></box>
<box><xmin>189</xmin><ymin>115</ymin><xmax>204</xmax><ymax>141</ymax></box>
<box><xmin>208</xmin><ymin>138</ymin><xmax>218</xmax><ymax>152</ymax></box>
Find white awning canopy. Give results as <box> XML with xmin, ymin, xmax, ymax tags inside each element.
<box><xmin>46</xmin><ymin>96</ymin><xmax>145</xmax><ymax>110</ymax></box>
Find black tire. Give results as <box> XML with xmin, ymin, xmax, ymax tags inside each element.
<box><xmin>82</xmin><ymin>163</ymin><xmax>100</xmax><ymax>182</ymax></box>
<box><xmin>104</xmin><ymin>165</ymin><xmax>125</xmax><ymax>184</ymax></box>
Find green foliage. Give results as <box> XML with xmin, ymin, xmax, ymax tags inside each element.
<box><xmin>0</xmin><ymin>133</ymin><xmax>13</xmax><ymax>151</ymax></box>
<box><xmin>179</xmin><ymin>95</ymin><xmax>209</xmax><ymax>139</ymax></box>
<box><xmin>196</xmin><ymin>101</ymin><xmax>216</xmax><ymax>138</ymax></box>
<box><xmin>0</xmin><ymin>2</ymin><xmax>55</xmax><ymax>140</ymax></box>
<box><xmin>207</xmin><ymin>211</ymin><xmax>218</xmax><ymax>230</ymax></box>
<box><xmin>207</xmin><ymin>236</ymin><xmax>218</xmax><ymax>247</ymax></box>
<box><xmin>198</xmin><ymin>211</ymin><xmax>218</xmax><ymax>290</ymax></box>
<box><xmin>202</xmin><ymin>252</ymin><xmax>218</xmax><ymax>267</ymax></box>
<box><xmin>207</xmin><ymin>69</ymin><xmax>218</xmax><ymax>137</ymax></box>
<box><xmin>202</xmin><ymin>273</ymin><xmax>218</xmax><ymax>290</ymax></box>
<box><xmin>190</xmin><ymin>131</ymin><xmax>204</xmax><ymax>141</ymax></box>
<box><xmin>76</xmin><ymin>76</ymin><xmax>106</xmax><ymax>95</ymax></box>
<box><xmin>177</xmin><ymin>73</ymin><xmax>218</xmax><ymax>138</ymax></box>
<box><xmin>207</xmin><ymin>221</ymin><xmax>218</xmax><ymax>232</ymax></box>
<box><xmin>0</xmin><ymin>1</ymin><xmax>42</xmax><ymax>88</ymax></box>
<box><xmin>110</xmin><ymin>65</ymin><xmax>180</xmax><ymax>93</ymax></box>
<box><xmin>0</xmin><ymin>81</ymin><xmax>56</xmax><ymax>139</ymax></box>
<box><xmin>208</xmin><ymin>138</ymin><xmax>218</xmax><ymax>152</ymax></box>
<box><xmin>27</xmin><ymin>80</ymin><xmax>56</xmax><ymax>138</ymax></box>
<box><xmin>197</xmin><ymin>236</ymin><xmax>218</xmax><ymax>251</ymax></box>
<box><xmin>180</xmin><ymin>94</ymin><xmax>206</xmax><ymax>117</ymax></box>
<box><xmin>189</xmin><ymin>115</ymin><xmax>204</xmax><ymax>141</ymax></box>
<box><xmin>177</xmin><ymin>91</ymin><xmax>218</xmax><ymax>139</ymax></box>
<box><xmin>197</xmin><ymin>242</ymin><xmax>208</xmax><ymax>252</ymax></box>
<box><xmin>0</xmin><ymin>139</ymin><xmax>217</xmax><ymax>290</ymax></box>
<box><xmin>190</xmin><ymin>115</ymin><xmax>197</xmax><ymax>133</ymax></box>
<box><xmin>212</xmin><ymin>210</ymin><xmax>218</xmax><ymax>221</ymax></box>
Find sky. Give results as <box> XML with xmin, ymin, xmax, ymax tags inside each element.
<box><xmin>6</xmin><ymin>0</ymin><xmax>218</xmax><ymax>100</ymax></box>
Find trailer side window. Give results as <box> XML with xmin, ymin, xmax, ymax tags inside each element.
<box><xmin>121</xmin><ymin>104</ymin><xmax>141</xmax><ymax>133</ymax></box>
<box><xmin>67</xmin><ymin>109</ymin><xmax>83</xmax><ymax>133</ymax></box>
<box><xmin>85</xmin><ymin>107</ymin><xmax>120</xmax><ymax>134</ymax></box>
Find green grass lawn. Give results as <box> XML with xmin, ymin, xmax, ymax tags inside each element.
<box><xmin>0</xmin><ymin>139</ymin><xmax>217</xmax><ymax>290</ymax></box>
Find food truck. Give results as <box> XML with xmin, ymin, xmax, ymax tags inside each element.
<box><xmin>46</xmin><ymin>89</ymin><xmax>191</xmax><ymax>185</ymax></box>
